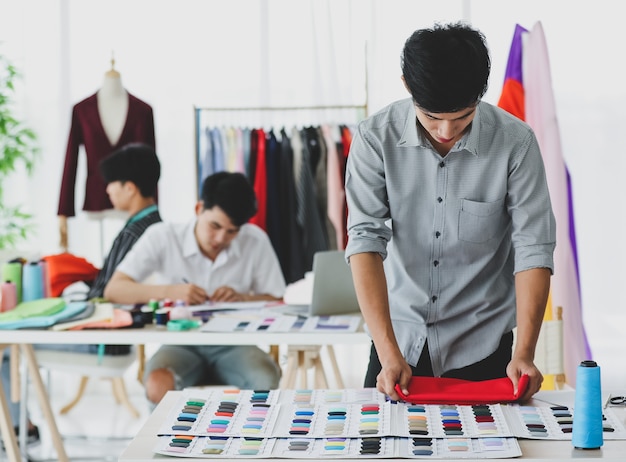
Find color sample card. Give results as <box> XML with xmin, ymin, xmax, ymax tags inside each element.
<box><xmin>398</xmin><ymin>403</ymin><xmax>513</xmax><ymax>439</ymax></box>
<box><xmin>280</xmin><ymin>388</ymin><xmax>387</xmax><ymax>406</ymax></box>
<box><xmin>158</xmin><ymin>389</ymin><xmax>280</xmax><ymax>437</ymax></box>
<box><xmin>200</xmin><ymin>312</ymin><xmax>362</xmax><ymax>333</ymax></box>
<box><xmin>504</xmin><ymin>404</ymin><xmax>626</xmax><ymax>440</ymax></box>
<box><xmin>396</xmin><ymin>437</ymin><xmax>522</xmax><ymax>459</ymax></box>
<box><xmin>154</xmin><ymin>436</ymin><xmax>522</xmax><ymax>459</ymax></box>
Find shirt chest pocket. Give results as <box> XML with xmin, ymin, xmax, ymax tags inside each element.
<box><xmin>458</xmin><ymin>197</ymin><xmax>508</xmax><ymax>243</ymax></box>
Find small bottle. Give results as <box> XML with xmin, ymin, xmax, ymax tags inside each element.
<box><xmin>572</xmin><ymin>360</ymin><xmax>603</xmax><ymax>449</ymax></box>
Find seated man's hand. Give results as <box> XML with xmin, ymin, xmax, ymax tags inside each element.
<box><xmin>175</xmin><ymin>283</ymin><xmax>209</xmax><ymax>305</ymax></box>
<box><xmin>210</xmin><ymin>286</ymin><xmax>245</xmax><ymax>302</ymax></box>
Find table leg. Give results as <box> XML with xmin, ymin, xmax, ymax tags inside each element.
<box><xmin>0</xmin><ymin>344</ymin><xmax>21</xmax><ymax>462</ymax></box>
<box><xmin>21</xmin><ymin>344</ymin><xmax>69</xmax><ymax>462</ymax></box>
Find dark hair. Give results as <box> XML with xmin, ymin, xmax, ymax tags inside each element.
<box><xmin>99</xmin><ymin>143</ymin><xmax>160</xmax><ymax>197</ymax></box>
<box><xmin>401</xmin><ymin>22</ymin><xmax>491</xmax><ymax>113</ymax></box>
<box><xmin>200</xmin><ymin>172</ymin><xmax>257</xmax><ymax>226</ymax></box>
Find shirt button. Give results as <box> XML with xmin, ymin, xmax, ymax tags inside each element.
<box><xmin>439</xmin><ymin>161</ymin><xmax>445</xmax><ymax>168</ymax></box>
<box><xmin>431</xmin><ymin>295</ymin><xmax>438</xmax><ymax>302</ymax></box>
<box><xmin>435</xmin><ymin>231</ymin><xmax>441</xmax><ymax>238</ymax></box>
<box><xmin>437</xmin><ymin>197</ymin><xmax>443</xmax><ymax>203</ymax></box>
<box><xmin>433</xmin><ymin>260</ymin><xmax>439</xmax><ymax>267</ymax></box>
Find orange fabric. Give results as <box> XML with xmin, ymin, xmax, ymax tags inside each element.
<box><xmin>41</xmin><ymin>253</ymin><xmax>99</xmax><ymax>297</ymax></box>
<box><xmin>497</xmin><ymin>79</ymin><xmax>526</xmax><ymax>121</ymax></box>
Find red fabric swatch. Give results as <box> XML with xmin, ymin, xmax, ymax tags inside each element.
<box><xmin>394</xmin><ymin>374</ymin><xmax>529</xmax><ymax>405</ymax></box>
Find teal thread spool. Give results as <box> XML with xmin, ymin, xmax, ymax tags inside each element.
<box><xmin>572</xmin><ymin>360</ymin><xmax>603</xmax><ymax>449</ymax></box>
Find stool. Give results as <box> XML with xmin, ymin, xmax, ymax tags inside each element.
<box><xmin>280</xmin><ymin>345</ymin><xmax>344</xmax><ymax>389</ymax></box>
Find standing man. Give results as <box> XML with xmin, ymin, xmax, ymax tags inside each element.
<box><xmin>344</xmin><ymin>22</ymin><xmax>555</xmax><ymax>402</ymax></box>
<box><xmin>105</xmin><ymin>171</ymin><xmax>284</xmax><ymax>404</ymax></box>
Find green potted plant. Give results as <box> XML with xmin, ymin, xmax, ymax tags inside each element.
<box><xmin>0</xmin><ymin>53</ymin><xmax>39</xmax><ymax>249</ymax></box>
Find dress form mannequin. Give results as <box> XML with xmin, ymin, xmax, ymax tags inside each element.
<box><xmin>58</xmin><ymin>59</ymin><xmax>130</xmax><ymax>250</ymax></box>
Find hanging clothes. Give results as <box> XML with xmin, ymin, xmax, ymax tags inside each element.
<box><xmin>197</xmin><ymin>123</ymin><xmax>353</xmax><ymax>282</ymax></box>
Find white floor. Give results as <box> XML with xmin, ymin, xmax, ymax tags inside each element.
<box><xmin>5</xmin><ymin>336</ymin><xmax>624</xmax><ymax>462</ymax></box>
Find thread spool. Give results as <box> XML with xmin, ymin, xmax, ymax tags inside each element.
<box><xmin>1</xmin><ymin>261</ymin><xmax>23</xmax><ymax>303</ymax></box>
<box><xmin>572</xmin><ymin>360</ymin><xmax>603</xmax><ymax>449</ymax></box>
<box><xmin>38</xmin><ymin>259</ymin><xmax>51</xmax><ymax>298</ymax></box>
<box><xmin>22</xmin><ymin>261</ymin><xmax>44</xmax><ymax>301</ymax></box>
<box><xmin>0</xmin><ymin>281</ymin><xmax>17</xmax><ymax>312</ymax></box>
<box><xmin>155</xmin><ymin>308</ymin><xmax>170</xmax><ymax>327</ymax></box>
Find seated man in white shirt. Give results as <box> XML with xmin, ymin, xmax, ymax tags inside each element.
<box><xmin>104</xmin><ymin>172</ymin><xmax>284</xmax><ymax>404</ymax></box>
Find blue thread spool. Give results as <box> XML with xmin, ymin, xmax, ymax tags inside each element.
<box><xmin>22</xmin><ymin>261</ymin><xmax>44</xmax><ymax>302</ymax></box>
<box><xmin>572</xmin><ymin>360</ymin><xmax>603</xmax><ymax>449</ymax></box>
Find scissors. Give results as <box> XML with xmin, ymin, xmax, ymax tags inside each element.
<box><xmin>608</xmin><ymin>395</ymin><xmax>626</xmax><ymax>406</ymax></box>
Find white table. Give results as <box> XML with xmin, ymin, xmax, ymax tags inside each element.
<box><xmin>0</xmin><ymin>322</ymin><xmax>369</xmax><ymax>462</ymax></box>
<box><xmin>119</xmin><ymin>390</ymin><xmax>626</xmax><ymax>461</ymax></box>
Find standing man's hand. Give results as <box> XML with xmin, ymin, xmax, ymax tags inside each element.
<box><xmin>376</xmin><ymin>351</ymin><xmax>413</xmax><ymax>401</ymax></box>
<box><xmin>506</xmin><ymin>356</ymin><xmax>543</xmax><ymax>402</ymax></box>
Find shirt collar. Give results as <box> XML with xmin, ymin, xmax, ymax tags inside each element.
<box><xmin>182</xmin><ymin>218</ymin><xmax>242</xmax><ymax>263</ymax></box>
<box><xmin>396</xmin><ymin>100</ymin><xmax>483</xmax><ymax>157</ymax></box>
<box><xmin>126</xmin><ymin>204</ymin><xmax>158</xmax><ymax>225</ymax></box>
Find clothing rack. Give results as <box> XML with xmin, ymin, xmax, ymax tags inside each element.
<box><xmin>194</xmin><ymin>102</ymin><xmax>368</xmax><ymax>195</ymax></box>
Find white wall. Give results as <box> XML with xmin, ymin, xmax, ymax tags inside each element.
<box><xmin>1</xmin><ymin>0</ymin><xmax>624</xmax><ymax>385</ymax></box>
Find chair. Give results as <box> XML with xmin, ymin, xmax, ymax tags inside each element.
<box><xmin>279</xmin><ymin>345</ymin><xmax>345</xmax><ymax>389</ymax></box>
<box><xmin>35</xmin><ymin>346</ymin><xmax>143</xmax><ymax>418</ymax></box>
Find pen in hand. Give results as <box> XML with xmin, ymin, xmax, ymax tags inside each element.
<box><xmin>182</xmin><ymin>277</ymin><xmax>211</xmax><ymax>303</ymax></box>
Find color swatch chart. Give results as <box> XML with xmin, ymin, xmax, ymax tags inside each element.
<box><xmin>399</xmin><ymin>403</ymin><xmax>513</xmax><ymax>439</ymax></box>
<box><xmin>154</xmin><ymin>436</ymin><xmax>522</xmax><ymax>459</ymax></box>
<box><xmin>161</xmin><ymin>389</ymin><xmax>281</xmax><ymax>438</ymax></box>
<box><xmin>199</xmin><ymin>311</ymin><xmax>361</xmax><ymax>333</ymax></box>
<box><xmin>503</xmin><ymin>403</ymin><xmax>626</xmax><ymax>440</ymax></box>
<box><xmin>157</xmin><ymin>389</ymin><xmax>518</xmax><ymax>440</ymax></box>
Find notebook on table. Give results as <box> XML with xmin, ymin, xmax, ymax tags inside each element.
<box><xmin>278</xmin><ymin>250</ymin><xmax>361</xmax><ymax>317</ymax></box>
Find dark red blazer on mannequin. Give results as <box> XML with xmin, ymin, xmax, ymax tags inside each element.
<box><xmin>57</xmin><ymin>92</ymin><xmax>156</xmax><ymax>217</ymax></box>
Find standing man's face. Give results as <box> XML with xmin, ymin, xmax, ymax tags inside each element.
<box><xmin>414</xmin><ymin>105</ymin><xmax>477</xmax><ymax>155</ymax></box>
<box><xmin>194</xmin><ymin>205</ymin><xmax>240</xmax><ymax>261</ymax></box>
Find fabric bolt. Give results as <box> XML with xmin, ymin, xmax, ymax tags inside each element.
<box><xmin>57</xmin><ymin>92</ymin><xmax>155</xmax><ymax>216</ymax></box>
<box><xmin>498</xmin><ymin>22</ymin><xmax>590</xmax><ymax>387</ymax></box>
<box><xmin>395</xmin><ymin>374</ymin><xmax>529</xmax><ymax>405</ymax></box>
<box><xmin>344</xmin><ymin>97</ymin><xmax>555</xmax><ymax>376</ymax></box>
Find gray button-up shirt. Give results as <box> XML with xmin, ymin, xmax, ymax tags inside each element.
<box><xmin>345</xmin><ymin>98</ymin><xmax>556</xmax><ymax>376</ymax></box>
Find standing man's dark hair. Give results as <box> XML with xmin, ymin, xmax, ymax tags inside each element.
<box><xmin>200</xmin><ymin>172</ymin><xmax>257</xmax><ymax>226</ymax></box>
<box><xmin>401</xmin><ymin>22</ymin><xmax>491</xmax><ymax>113</ymax></box>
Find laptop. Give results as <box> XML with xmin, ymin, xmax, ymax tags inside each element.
<box><xmin>279</xmin><ymin>250</ymin><xmax>361</xmax><ymax>317</ymax></box>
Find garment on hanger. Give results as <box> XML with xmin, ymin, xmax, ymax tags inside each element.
<box><xmin>57</xmin><ymin>93</ymin><xmax>155</xmax><ymax>217</ymax></box>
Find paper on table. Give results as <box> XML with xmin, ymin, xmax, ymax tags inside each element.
<box><xmin>188</xmin><ymin>301</ymin><xmax>269</xmax><ymax>312</ymax></box>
